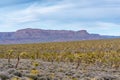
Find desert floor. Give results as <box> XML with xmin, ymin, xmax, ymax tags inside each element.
<box><xmin>0</xmin><ymin>59</ymin><xmax>120</xmax><ymax>80</ymax></box>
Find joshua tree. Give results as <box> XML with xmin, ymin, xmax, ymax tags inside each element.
<box><xmin>7</xmin><ymin>50</ymin><xmax>14</xmax><ymax>64</ymax></box>
<box><xmin>15</xmin><ymin>52</ymin><xmax>28</xmax><ymax>68</ymax></box>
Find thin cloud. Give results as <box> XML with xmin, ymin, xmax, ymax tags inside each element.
<box><xmin>0</xmin><ymin>0</ymin><xmax>120</xmax><ymax>35</ymax></box>
<box><xmin>0</xmin><ymin>0</ymin><xmax>35</xmax><ymax>7</ymax></box>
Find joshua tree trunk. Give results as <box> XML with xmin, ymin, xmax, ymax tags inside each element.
<box><xmin>15</xmin><ymin>55</ymin><xmax>20</xmax><ymax>68</ymax></box>
<box><xmin>8</xmin><ymin>54</ymin><xmax>11</xmax><ymax>64</ymax></box>
<box><xmin>76</xmin><ymin>59</ymin><xmax>80</xmax><ymax>69</ymax></box>
<box><xmin>35</xmin><ymin>52</ymin><xmax>39</xmax><ymax>59</ymax></box>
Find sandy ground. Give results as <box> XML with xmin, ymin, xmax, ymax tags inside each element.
<box><xmin>0</xmin><ymin>59</ymin><xmax>120</xmax><ymax>80</ymax></box>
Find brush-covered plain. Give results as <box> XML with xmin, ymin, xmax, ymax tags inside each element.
<box><xmin>0</xmin><ymin>39</ymin><xmax>120</xmax><ymax>80</ymax></box>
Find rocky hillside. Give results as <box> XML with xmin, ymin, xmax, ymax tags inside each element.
<box><xmin>0</xmin><ymin>28</ymin><xmax>119</xmax><ymax>44</ymax></box>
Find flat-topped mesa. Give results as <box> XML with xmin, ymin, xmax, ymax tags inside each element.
<box><xmin>16</xmin><ymin>28</ymin><xmax>44</xmax><ymax>33</ymax></box>
<box><xmin>0</xmin><ymin>28</ymin><xmax>118</xmax><ymax>44</ymax></box>
<box><xmin>15</xmin><ymin>29</ymin><xmax>89</xmax><ymax>36</ymax></box>
<box><xmin>14</xmin><ymin>28</ymin><xmax>45</xmax><ymax>38</ymax></box>
<box><xmin>76</xmin><ymin>30</ymin><xmax>89</xmax><ymax>35</ymax></box>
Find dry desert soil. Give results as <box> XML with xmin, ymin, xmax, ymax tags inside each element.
<box><xmin>0</xmin><ymin>59</ymin><xmax>120</xmax><ymax>80</ymax></box>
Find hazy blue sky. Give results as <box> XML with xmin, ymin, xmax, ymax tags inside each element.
<box><xmin>0</xmin><ymin>0</ymin><xmax>120</xmax><ymax>35</ymax></box>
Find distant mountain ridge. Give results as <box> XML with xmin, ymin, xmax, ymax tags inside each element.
<box><xmin>0</xmin><ymin>28</ymin><xmax>119</xmax><ymax>44</ymax></box>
